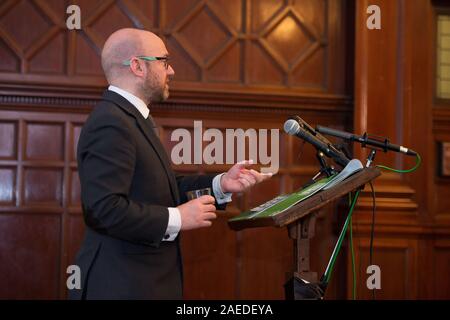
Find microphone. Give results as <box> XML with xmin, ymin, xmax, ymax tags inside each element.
<box><xmin>284</xmin><ymin>119</ymin><xmax>350</xmax><ymax>167</ymax></box>
<box><xmin>289</xmin><ymin>115</ymin><xmax>337</xmax><ymax>146</ymax></box>
<box><xmin>315</xmin><ymin>125</ymin><xmax>417</xmax><ymax>156</ymax></box>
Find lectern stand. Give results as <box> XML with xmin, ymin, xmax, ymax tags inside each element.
<box><xmin>228</xmin><ymin>167</ymin><xmax>381</xmax><ymax>299</ymax></box>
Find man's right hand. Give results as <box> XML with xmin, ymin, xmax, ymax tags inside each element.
<box><xmin>177</xmin><ymin>195</ymin><xmax>217</xmax><ymax>230</ymax></box>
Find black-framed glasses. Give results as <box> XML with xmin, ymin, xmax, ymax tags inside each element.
<box><xmin>122</xmin><ymin>56</ymin><xmax>170</xmax><ymax>69</ymax></box>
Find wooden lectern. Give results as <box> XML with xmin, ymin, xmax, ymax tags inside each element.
<box><xmin>228</xmin><ymin>167</ymin><xmax>381</xmax><ymax>299</ymax></box>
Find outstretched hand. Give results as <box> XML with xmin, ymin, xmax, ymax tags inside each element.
<box><xmin>220</xmin><ymin>160</ymin><xmax>273</xmax><ymax>193</ymax></box>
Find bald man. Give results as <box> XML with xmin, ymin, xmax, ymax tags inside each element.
<box><xmin>69</xmin><ymin>28</ymin><xmax>271</xmax><ymax>300</ymax></box>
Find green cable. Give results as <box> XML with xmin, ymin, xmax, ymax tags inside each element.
<box><xmin>376</xmin><ymin>153</ymin><xmax>421</xmax><ymax>173</ymax></box>
<box><xmin>349</xmin><ymin>194</ymin><xmax>356</xmax><ymax>300</ymax></box>
<box><xmin>323</xmin><ymin>190</ymin><xmax>361</xmax><ymax>284</ymax></box>
<box><xmin>322</xmin><ymin>153</ymin><xmax>420</xmax><ymax>294</ymax></box>
<box><xmin>350</xmin><ymin>218</ymin><xmax>356</xmax><ymax>299</ymax></box>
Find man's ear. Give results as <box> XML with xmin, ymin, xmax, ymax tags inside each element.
<box><xmin>129</xmin><ymin>58</ymin><xmax>144</xmax><ymax>77</ymax></box>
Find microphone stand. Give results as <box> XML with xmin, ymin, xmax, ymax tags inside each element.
<box><xmin>302</xmin><ymin>144</ymin><xmax>347</xmax><ymax>189</ymax></box>
<box><xmin>303</xmin><ymin>137</ymin><xmax>351</xmax><ymax>188</ymax></box>
<box><xmin>316</xmin><ymin>148</ymin><xmax>378</xmax><ymax>298</ymax></box>
<box><xmin>301</xmin><ymin>151</ymin><xmax>336</xmax><ymax>189</ymax></box>
<box><xmin>316</xmin><ymin>152</ymin><xmax>336</xmax><ymax>178</ymax></box>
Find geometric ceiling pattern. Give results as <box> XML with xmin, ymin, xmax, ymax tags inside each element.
<box><xmin>0</xmin><ymin>0</ymin><xmax>330</xmax><ymax>90</ymax></box>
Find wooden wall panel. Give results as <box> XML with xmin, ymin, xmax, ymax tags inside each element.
<box><xmin>349</xmin><ymin>238</ymin><xmax>418</xmax><ymax>300</ymax></box>
<box><xmin>0</xmin><ymin>167</ymin><xmax>15</xmax><ymax>205</ymax></box>
<box><xmin>25</xmin><ymin>123</ymin><xmax>64</xmax><ymax>160</ymax></box>
<box><xmin>433</xmin><ymin>240</ymin><xmax>450</xmax><ymax>298</ymax></box>
<box><xmin>0</xmin><ymin>109</ymin><xmax>87</xmax><ymax>299</ymax></box>
<box><xmin>181</xmin><ymin>216</ymin><xmax>238</xmax><ymax>300</ymax></box>
<box><xmin>0</xmin><ymin>214</ymin><xmax>61</xmax><ymax>299</ymax></box>
<box><xmin>433</xmin><ymin>112</ymin><xmax>450</xmax><ymax>222</ymax></box>
<box><xmin>0</xmin><ymin>121</ymin><xmax>17</xmax><ymax>159</ymax></box>
<box><xmin>239</xmin><ymin>227</ymin><xmax>293</xmax><ymax>299</ymax></box>
<box><xmin>0</xmin><ymin>0</ymin><xmax>350</xmax><ymax>96</ymax></box>
<box><xmin>352</xmin><ymin>0</ymin><xmax>450</xmax><ymax>300</ymax></box>
<box><xmin>23</xmin><ymin>168</ymin><xmax>63</xmax><ymax>205</ymax></box>
<box><xmin>431</xmin><ymin>2</ymin><xmax>450</xmax><ymax>300</ymax></box>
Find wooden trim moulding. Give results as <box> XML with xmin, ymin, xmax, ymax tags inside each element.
<box><xmin>0</xmin><ymin>83</ymin><xmax>353</xmax><ymax>113</ymax></box>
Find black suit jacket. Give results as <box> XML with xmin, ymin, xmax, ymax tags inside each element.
<box><xmin>69</xmin><ymin>90</ymin><xmax>224</xmax><ymax>299</ymax></box>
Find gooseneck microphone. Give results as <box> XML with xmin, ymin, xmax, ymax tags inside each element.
<box><xmin>284</xmin><ymin>119</ymin><xmax>350</xmax><ymax>167</ymax></box>
<box><xmin>315</xmin><ymin>125</ymin><xmax>417</xmax><ymax>156</ymax></box>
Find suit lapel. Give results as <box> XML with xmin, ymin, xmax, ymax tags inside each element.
<box><xmin>102</xmin><ymin>90</ymin><xmax>180</xmax><ymax>204</ymax></box>
<box><xmin>135</xmin><ymin>116</ymin><xmax>180</xmax><ymax>204</ymax></box>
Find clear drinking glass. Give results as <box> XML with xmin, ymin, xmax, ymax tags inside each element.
<box><xmin>185</xmin><ymin>187</ymin><xmax>212</xmax><ymax>200</ymax></box>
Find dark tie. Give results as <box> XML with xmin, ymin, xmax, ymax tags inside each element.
<box><xmin>147</xmin><ymin>114</ymin><xmax>160</xmax><ymax>137</ymax></box>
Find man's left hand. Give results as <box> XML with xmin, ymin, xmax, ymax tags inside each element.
<box><xmin>220</xmin><ymin>160</ymin><xmax>273</xmax><ymax>193</ymax></box>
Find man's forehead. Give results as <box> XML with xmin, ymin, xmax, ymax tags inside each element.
<box><xmin>143</xmin><ymin>38</ymin><xmax>169</xmax><ymax>56</ymax></box>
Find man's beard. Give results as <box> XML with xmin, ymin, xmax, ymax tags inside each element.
<box><xmin>141</xmin><ymin>74</ymin><xmax>168</xmax><ymax>103</ymax></box>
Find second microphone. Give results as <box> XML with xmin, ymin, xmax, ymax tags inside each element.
<box><xmin>284</xmin><ymin>118</ymin><xmax>350</xmax><ymax>167</ymax></box>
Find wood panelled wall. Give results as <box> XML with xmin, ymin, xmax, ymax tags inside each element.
<box><xmin>0</xmin><ymin>0</ymin><xmax>448</xmax><ymax>300</ymax></box>
<box><xmin>352</xmin><ymin>0</ymin><xmax>450</xmax><ymax>299</ymax></box>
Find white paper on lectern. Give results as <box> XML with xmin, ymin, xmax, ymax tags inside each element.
<box><xmin>322</xmin><ymin>159</ymin><xmax>364</xmax><ymax>190</ymax></box>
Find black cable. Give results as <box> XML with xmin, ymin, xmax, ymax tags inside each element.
<box><xmin>368</xmin><ymin>182</ymin><xmax>376</xmax><ymax>300</ymax></box>
<box><xmin>352</xmin><ymin>191</ymin><xmax>363</xmax><ymax>301</ymax></box>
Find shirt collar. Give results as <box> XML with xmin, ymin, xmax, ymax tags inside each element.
<box><xmin>108</xmin><ymin>85</ymin><xmax>149</xmax><ymax>119</ymax></box>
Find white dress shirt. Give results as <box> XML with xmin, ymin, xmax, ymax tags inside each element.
<box><xmin>108</xmin><ymin>85</ymin><xmax>232</xmax><ymax>241</ymax></box>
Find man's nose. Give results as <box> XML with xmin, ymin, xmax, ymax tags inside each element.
<box><xmin>167</xmin><ymin>65</ymin><xmax>175</xmax><ymax>77</ymax></box>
